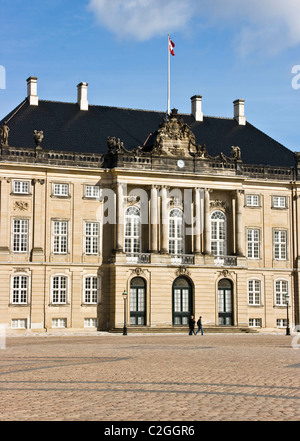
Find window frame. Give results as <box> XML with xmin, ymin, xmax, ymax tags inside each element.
<box><xmin>52</xmin><ymin>183</ymin><xmax>69</xmax><ymax>197</ymax></box>
<box><xmin>84</xmin><ymin>318</ymin><xmax>98</xmax><ymax>328</ymax></box>
<box><xmin>168</xmin><ymin>208</ymin><xmax>184</xmax><ymax>255</ymax></box>
<box><xmin>210</xmin><ymin>210</ymin><xmax>227</xmax><ymax>257</ymax></box>
<box><xmin>246</xmin><ymin>194</ymin><xmax>260</xmax><ymax>207</ymax></box>
<box><xmin>272</xmin><ymin>196</ymin><xmax>287</xmax><ymax>209</ymax></box>
<box><xmin>249</xmin><ymin>318</ymin><xmax>262</xmax><ymax>328</ymax></box>
<box><xmin>84</xmin><ymin>222</ymin><xmax>100</xmax><ymax>255</ymax></box>
<box><xmin>51</xmin><ymin>275</ymin><xmax>68</xmax><ymax>305</ymax></box>
<box><xmin>83</xmin><ymin>275</ymin><xmax>99</xmax><ymax>304</ymax></box>
<box><xmin>124</xmin><ymin>206</ymin><xmax>141</xmax><ymax>254</ymax></box>
<box><xmin>274</xmin><ymin>229</ymin><xmax>287</xmax><ymax>260</ymax></box>
<box><xmin>247</xmin><ymin>228</ymin><xmax>260</xmax><ymax>259</ymax></box>
<box><xmin>13</xmin><ymin>180</ymin><xmax>30</xmax><ymax>195</ymax></box>
<box><xmin>11</xmin><ymin>319</ymin><xmax>27</xmax><ymax>329</ymax></box>
<box><xmin>12</xmin><ymin>218</ymin><xmax>29</xmax><ymax>253</ymax></box>
<box><xmin>248</xmin><ymin>279</ymin><xmax>262</xmax><ymax>306</ymax></box>
<box><xmin>274</xmin><ymin>280</ymin><xmax>289</xmax><ymax>306</ymax></box>
<box><xmin>11</xmin><ymin>274</ymin><xmax>29</xmax><ymax>305</ymax></box>
<box><xmin>52</xmin><ymin>220</ymin><xmax>68</xmax><ymax>254</ymax></box>
<box><xmin>85</xmin><ymin>185</ymin><xmax>100</xmax><ymax>199</ymax></box>
<box><xmin>52</xmin><ymin>318</ymin><xmax>67</xmax><ymax>328</ymax></box>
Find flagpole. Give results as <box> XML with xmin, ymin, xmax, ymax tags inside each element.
<box><xmin>167</xmin><ymin>34</ymin><xmax>170</xmax><ymax>117</ymax></box>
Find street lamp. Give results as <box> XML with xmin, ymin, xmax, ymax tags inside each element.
<box><xmin>122</xmin><ymin>290</ymin><xmax>128</xmax><ymax>335</ymax></box>
<box><xmin>285</xmin><ymin>293</ymin><xmax>290</xmax><ymax>336</ymax></box>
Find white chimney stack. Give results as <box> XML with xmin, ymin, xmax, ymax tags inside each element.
<box><xmin>77</xmin><ymin>82</ymin><xmax>88</xmax><ymax>111</ymax></box>
<box><xmin>26</xmin><ymin>76</ymin><xmax>38</xmax><ymax>106</ymax></box>
<box><xmin>233</xmin><ymin>99</ymin><xmax>246</xmax><ymax>125</ymax></box>
<box><xmin>191</xmin><ymin>95</ymin><xmax>203</xmax><ymax>122</ymax></box>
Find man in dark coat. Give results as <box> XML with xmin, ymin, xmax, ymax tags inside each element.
<box><xmin>188</xmin><ymin>315</ymin><xmax>195</xmax><ymax>335</ymax></box>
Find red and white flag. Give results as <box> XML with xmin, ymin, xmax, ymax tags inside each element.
<box><xmin>169</xmin><ymin>36</ymin><xmax>175</xmax><ymax>56</ymax></box>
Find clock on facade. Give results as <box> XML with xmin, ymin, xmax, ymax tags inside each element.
<box><xmin>177</xmin><ymin>160</ymin><xmax>185</xmax><ymax>168</ymax></box>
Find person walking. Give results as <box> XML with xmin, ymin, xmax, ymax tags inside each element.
<box><xmin>195</xmin><ymin>316</ymin><xmax>203</xmax><ymax>335</ymax></box>
<box><xmin>188</xmin><ymin>315</ymin><xmax>196</xmax><ymax>335</ymax></box>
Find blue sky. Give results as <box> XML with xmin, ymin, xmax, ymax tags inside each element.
<box><xmin>1</xmin><ymin>0</ymin><xmax>300</xmax><ymax>151</ymax></box>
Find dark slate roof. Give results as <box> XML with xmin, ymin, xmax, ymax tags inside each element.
<box><xmin>1</xmin><ymin>99</ymin><xmax>295</xmax><ymax>167</ymax></box>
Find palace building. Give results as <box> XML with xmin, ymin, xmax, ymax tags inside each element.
<box><xmin>0</xmin><ymin>76</ymin><xmax>299</xmax><ymax>333</ymax></box>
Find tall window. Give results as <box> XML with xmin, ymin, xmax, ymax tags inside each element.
<box><xmin>274</xmin><ymin>230</ymin><xmax>287</xmax><ymax>260</ymax></box>
<box><xmin>168</xmin><ymin>209</ymin><xmax>184</xmax><ymax>255</ymax></box>
<box><xmin>51</xmin><ymin>276</ymin><xmax>67</xmax><ymax>304</ymax></box>
<box><xmin>84</xmin><ymin>276</ymin><xmax>98</xmax><ymax>304</ymax></box>
<box><xmin>124</xmin><ymin>207</ymin><xmax>141</xmax><ymax>254</ymax></box>
<box><xmin>13</xmin><ymin>219</ymin><xmax>29</xmax><ymax>252</ymax></box>
<box><xmin>248</xmin><ymin>280</ymin><xmax>261</xmax><ymax>305</ymax></box>
<box><xmin>211</xmin><ymin>211</ymin><xmax>226</xmax><ymax>256</ymax></box>
<box><xmin>11</xmin><ymin>275</ymin><xmax>28</xmax><ymax>304</ymax></box>
<box><xmin>247</xmin><ymin>229</ymin><xmax>260</xmax><ymax>259</ymax></box>
<box><xmin>53</xmin><ymin>221</ymin><xmax>68</xmax><ymax>254</ymax></box>
<box><xmin>275</xmin><ymin>280</ymin><xmax>288</xmax><ymax>306</ymax></box>
<box><xmin>85</xmin><ymin>222</ymin><xmax>99</xmax><ymax>255</ymax></box>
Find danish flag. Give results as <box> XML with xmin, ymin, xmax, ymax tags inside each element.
<box><xmin>169</xmin><ymin>36</ymin><xmax>175</xmax><ymax>56</ymax></box>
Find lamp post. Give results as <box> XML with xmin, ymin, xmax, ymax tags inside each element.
<box><xmin>285</xmin><ymin>293</ymin><xmax>290</xmax><ymax>336</ymax></box>
<box><xmin>122</xmin><ymin>290</ymin><xmax>128</xmax><ymax>335</ymax></box>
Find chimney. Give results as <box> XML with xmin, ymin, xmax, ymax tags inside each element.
<box><xmin>26</xmin><ymin>76</ymin><xmax>38</xmax><ymax>106</ymax></box>
<box><xmin>77</xmin><ymin>82</ymin><xmax>88</xmax><ymax>111</ymax></box>
<box><xmin>191</xmin><ymin>95</ymin><xmax>203</xmax><ymax>122</ymax></box>
<box><xmin>233</xmin><ymin>99</ymin><xmax>246</xmax><ymax>125</ymax></box>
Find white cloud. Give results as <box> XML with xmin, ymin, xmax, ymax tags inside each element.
<box><xmin>88</xmin><ymin>0</ymin><xmax>300</xmax><ymax>55</ymax></box>
<box><xmin>87</xmin><ymin>0</ymin><xmax>195</xmax><ymax>41</ymax></box>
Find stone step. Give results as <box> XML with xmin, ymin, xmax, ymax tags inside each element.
<box><xmin>109</xmin><ymin>326</ymin><xmax>257</xmax><ymax>334</ymax></box>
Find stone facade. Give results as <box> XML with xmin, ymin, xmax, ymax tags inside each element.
<box><xmin>0</xmin><ymin>100</ymin><xmax>299</xmax><ymax>333</ymax></box>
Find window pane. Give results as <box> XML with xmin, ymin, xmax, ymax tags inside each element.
<box><xmin>124</xmin><ymin>207</ymin><xmax>141</xmax><ymax>254</ymax></box>
<box><xmin>84</xmin><ymin>276</ymin><xmax>98</xmax><ymax>303</ymax></box>
<box><xmin>168</xmin><ymin>209</ymin><xmax>184</xmax><ymax>254</ymax></box>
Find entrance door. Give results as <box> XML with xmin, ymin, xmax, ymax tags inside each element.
<box><xmin>218</xmin><ymin>279</ymin><xmax>233</xmax><ymax>325</ymax></box>
<box><xmin>173</xmin><ymin>277</ymin><xmax>192</xmax><ymax>326</ymax></box>
<box><xmin>130</xmin><ymin>277</ymin><xmax>146</xmax><ymax>326</ymax></box>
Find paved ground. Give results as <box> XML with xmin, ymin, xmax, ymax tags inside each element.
<box><xmin>0</xmin><ymin>332</ymin><xmax>299</xmax><ymax>421</ymax></box>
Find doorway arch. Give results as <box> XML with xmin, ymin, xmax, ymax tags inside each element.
<box><xmin>172</xmin><ymin>277</ymin><xmax>193</xmax><ymax>326</ymax></box>
<box><xmin>130</xmin><ymin>277</ymin><xmax>146</xmax><ymax>326</ymax></box>
<box><xmin>218</xmin><ymin>279</ymin><xmax>233</xmax><ymax>325</ymax></box>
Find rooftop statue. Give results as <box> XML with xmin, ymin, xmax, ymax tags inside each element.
<box><xmin>0</xmin><ymin>122</ymin><xmax>10</xmax><ymax>146</ymax></box>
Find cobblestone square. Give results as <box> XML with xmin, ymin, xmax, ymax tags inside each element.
<box><xmin>0</xmin><ymin>332</ymin><xmax>299</xmax><ymax>421</ymax></box>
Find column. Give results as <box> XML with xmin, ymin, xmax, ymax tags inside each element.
<box><xmin>203</xmin><ymin>188</ymin><xmax>211</xmax><ymax>255</ymax></box>
<box><xmin>236</xmin><ymin>189</ymin><xmax>244</xmax><ymax>256</ymax></box>
<box><xmin>150</xmin><ymin>185</ymin><xmax>159</xmax><ymax>253</ymax></box>
<box><xmin>0</xmin><ymin>178</ymin><xmax>10</xmax><ymax>259</ymax></box>
<box><xmin>116</xmin><ymin>183</ymin><xmax>126</xmax><ymax>252</ymax></box>
<box><xmin>194</xmin><ymin>187</ymin><xmax>202</xmax><ymax>254</ymax></box>
<box><xmin>160</xmin><ymin>185</ymin><xmax>169</xmax><ymax>253</ymax></box>
<box><xmin>31</xmin><ymin>179</ymin><xmax>45</xmax><ymax>261</ymax></box>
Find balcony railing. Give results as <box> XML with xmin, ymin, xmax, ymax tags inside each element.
<box><xmin>125</xmin><ymin>253</ymin><xmax>237</xmax><ymax>266</ymax></box>
<box><xmin>126</xmin><ymin>253</ymin><xmax>151</xmax><ymax>264</ymax></box>
<box><xmin>171</xmin><ymin>254</ymin><xmax>195</xmax><ymax>265</ymax></box>
<box><xmin>214</xmin><ymin>255</ymin><xmax>237</xmax><ymax>266</ymax></box>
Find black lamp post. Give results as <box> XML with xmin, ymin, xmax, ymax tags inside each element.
<box><xmin>285</xmin><ymin>293</ymin><xmax>290</xmax><ymax>336</ymax></box>
<box><xmin>122</xmin><ymin>290</ymin><xmax>128</xmax><ymax>335</ymax></box>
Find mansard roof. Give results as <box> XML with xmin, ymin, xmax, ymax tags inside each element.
<box><xmin>1</xmin><ymin>98</ymin><xmax>295</xmax><ymax>167</ymax></box>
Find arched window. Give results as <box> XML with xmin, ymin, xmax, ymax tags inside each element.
<box><xmin>168</xmin><ymin>208</ymin><xmax>184</xmax><ymax>255</ymax></box>
<box><xmin>211</xmin><ymin>210</ymin><xmax>226</xmax><ymax>256</ymax></box>
<box><xmin>124</xmin><ymin>206</ymin><xmax>141</xmax><ymax>254</ymax></box>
